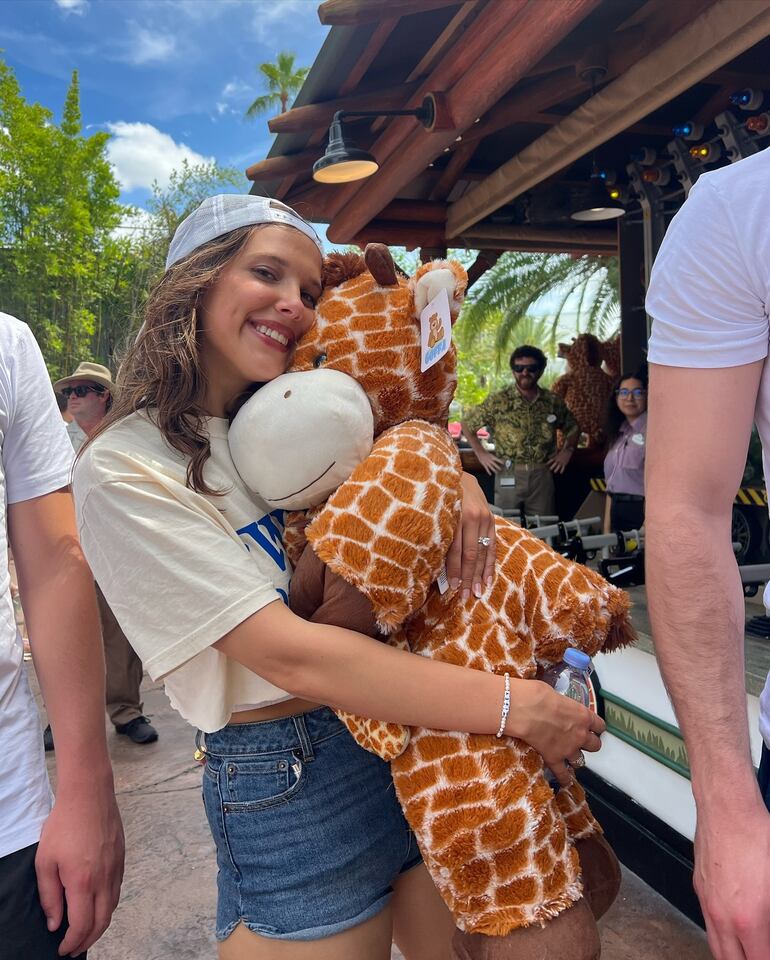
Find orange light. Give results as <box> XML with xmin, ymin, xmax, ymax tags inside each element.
<box><xmin>747</xmin><ymin>113</ymin><xmax>770</xmax><ymax>133</ymax></box>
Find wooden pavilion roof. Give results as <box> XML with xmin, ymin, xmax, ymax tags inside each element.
<box><xmin>247</xmin><ymin>0</ymin><xmax>770</xmax><ymax>259</ymax></box>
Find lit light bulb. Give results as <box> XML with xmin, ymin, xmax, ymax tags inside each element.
<box><xmin>689</xmin><ymin>143</ymin><xmax>721</xmax><ymax>162</ymax></box>
<box><xmin>746</xmin><ymin>112</ymin><xmax>770</xmax><ymax>133</ymax></box>
<box><xmin>729</xmin><ymin>88</ymin><xmax>764</xmax><ymax>111</ymax></box>
<box><xmin>672</xmin><ymin>120</ymin><xmax>704</xmax><ymax>141</ymax></box>
<box><xmin>608</xmin><ymin>187</ymin><xmax>621</xmax><ymax>200</ymax></box>
<box><xmin>642</xmin><ymin>167</ymin><xmax>670</xmax><ymax>186</ymax></box>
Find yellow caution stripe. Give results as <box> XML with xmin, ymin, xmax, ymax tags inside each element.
<box><xmin>589</xmin><ymin>478</ymin><xmax>766</xmax><ymax>506</ymax></box>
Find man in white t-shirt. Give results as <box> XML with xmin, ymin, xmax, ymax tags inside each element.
<box><xmin>646</xmin><ymin>144</ymin><xmax>770</xmax><ymax>960</ymax></box>
<box><xmin>0</xmin><ymin>314</ymin><xmax>123</xmax><ymax>957</ymax></box>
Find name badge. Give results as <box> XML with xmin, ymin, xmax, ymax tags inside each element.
<box><xmin>631</xmin><ymin>433</ymin><xmax>645</xmax><ymax>446</ymax></box>
<box><xmin>500</xmin><ymin>476</ymin><xmax>516</xmax><ymax>487</ymax></box>
<box><xmin>546</xmin><ymin>414</ymin><xmax>557</xmax><ymax>423</ymax></box>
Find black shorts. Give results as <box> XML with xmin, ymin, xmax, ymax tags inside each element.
<box><xmin>0</xmin><ymin>843</ymin><xmax>86</xmax><ymax>960</ymax></box>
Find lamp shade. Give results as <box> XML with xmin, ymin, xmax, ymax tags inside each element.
<box><xmin>313</xmin><ymin>118</ymin><xmax>378</xmax><ymax>184</ymax></box>
<box><xmin>570</xmin><ymin>175</ymin><xmax>626</xmax><ymax>221</ymax></box>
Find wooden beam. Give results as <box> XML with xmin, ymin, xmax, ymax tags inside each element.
<box><xmin>323</xmin><ymin>0</ymin><xmax>530</xmax><ymax>224</ymax></box>
<box><xmin>694</xmin><ymin>82</ymin><xmax>734</xmax><ymax>125</ymax></box>
<box><xmin>429</xmin><ymin>141</ymin><xmax>477</xmax><ymax>201</ymax></box>
<box><xmin>350</xmin><ymin>220</ymin><xmax>618</xmax><ymax>254</ymax></box>
<box><xmin>318</xmin><ymin>0</ymin><xmax>469</xmax><ymax>27</ymax></box>
<box><xmin>446</xmin><ymin>0</ymin><xmax>770</xmax><ymax>237</ymax></box>
<box><xmin>267</xmin><ymin>82</ymin><xmax>419</xmax><ymax>135</ymax></box>
<box><xmin>269</xmin><ymin>16</ymin><xmax>398</xmax><ymax>197</ymax></box>
<box><xmin>326</xmin><ymin>0</ymin><xmax>602</xmax><ymax>243</ymax></box>
<box><xmin>461</xmin><ymin>224</ymin><xmax>617</xmax><ymax>248</ymax></box>
<box><xmin>246</xmin><ymin>147</ymin><xmax>322</xmax><ymax>181</ymax></box>
<box><xmin>465</xmin><ymin>69</ymin><xmax>586</xmax><ymax>143</ymax></box>
<box><xmin>378</xmin><ymin>199</ymin><xmax>447</xmax><ymax>223</ymax></box>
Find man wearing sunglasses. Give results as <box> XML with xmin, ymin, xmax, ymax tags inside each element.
<box><xmin>51</xmin><ymin>363</ymin><xmax>158</xmax><ymax>747</ymax></box>
<box><xmin>460</xmin><ymin>345</ymin><xmax>579</xmax><ymax>516</ymax></box>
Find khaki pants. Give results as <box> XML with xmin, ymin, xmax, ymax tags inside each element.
<box><xmin>96</xmin><ymin>584</ymin><xmax>144</xmax><ymax>727</ymax></box>
<box><xmin>494</xmin><ymin>462</ymin><xmax>555</xmax><ymax>516</ymax></box>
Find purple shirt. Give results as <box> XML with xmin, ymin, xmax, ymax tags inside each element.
<box><xmin>603</xmin><ymin>412</ymin><xmax>647</xmax><ymax>497</ymax></box>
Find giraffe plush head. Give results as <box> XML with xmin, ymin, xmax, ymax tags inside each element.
<box><xmin>290</xmin><ymin>244</ymin><xmax>466</xmax><ymax>434</ymax></box>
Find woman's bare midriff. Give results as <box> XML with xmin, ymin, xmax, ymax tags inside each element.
<box><xmin>228</xmin><ymin>698</ymin><xmax>322</xmax><ymax>724</ymax></box>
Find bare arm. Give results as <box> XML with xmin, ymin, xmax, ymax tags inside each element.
<box><xmin>215</xmin><ymin>598</ymin><xmax>604</xmax><ymax>786</ymax></box>
<box><xmin>460</xmin><ymin>421</ymin><xmax>503</xmax><ymax>475</ymax></box>
<box><xmin>9</xmin><ymin>489</ymin><xmax>124</xmax><ymax>958</ymax></box>
<box><xmin>646</xmin><ymin>361</ymin><xmax>770</xmax><ymax>959</ymax></box>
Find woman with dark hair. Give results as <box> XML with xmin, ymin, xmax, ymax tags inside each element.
<box><xmin>71</xmin><ymin>196</ymin><xmax>603</xmax><ymax>960</ymax></box>
<box><xmin>603</xmin><ymin>366</ymin><xmax>648</xmax><ymax>532</ymax></box>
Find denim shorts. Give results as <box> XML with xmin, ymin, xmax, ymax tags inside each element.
<box><xmin>198</xmin><ymin>707</ymin><xmax>422</xmax><ymax>941</ymax></box>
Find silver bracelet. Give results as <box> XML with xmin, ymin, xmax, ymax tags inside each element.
<box><xmin>495</xmin><ymin>673</ymin><xmax>511</xmax><ymax>738</ymax></box>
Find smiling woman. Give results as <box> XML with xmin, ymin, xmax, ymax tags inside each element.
<box><xmin>69</xmin><ymin>194</ymin><xmax>598</xmax><ymax>960</ymax></box>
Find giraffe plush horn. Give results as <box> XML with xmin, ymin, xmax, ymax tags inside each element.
<box><xmin>364</xmin><ymin>243</ymin><xmax>399</xmax><ymax>286</ymax></box>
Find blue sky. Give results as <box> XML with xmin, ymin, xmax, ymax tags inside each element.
<box><xmin>1</xmin><ymin>0</ymin><xmax>328</xmax><ymax>207</ymax></box>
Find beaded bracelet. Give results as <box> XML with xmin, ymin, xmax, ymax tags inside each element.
<box><xmin>495</xmin><ymin>673</ymin><xmax>511</xmax><ymax>738</ymax></box>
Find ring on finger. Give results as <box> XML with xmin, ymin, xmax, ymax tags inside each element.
<box><xmin>569</xmin><ymin>751</ymin><xmax>586</xmax><ymax>769</ymax></box>
<box><xmin>477</xmin><ymin>536</ymin><xmax>491</xmax><ymax>546</ymax></box>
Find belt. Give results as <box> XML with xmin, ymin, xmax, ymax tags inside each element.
<box><xmin>501</xmin><ymin>460</ymin><xmax>547</xmax><ymax>470</ymax></box>
<box><xmin>609</xmin><ymin>492</ymin><xmax>644</xmax><ymax>502</ymax></box>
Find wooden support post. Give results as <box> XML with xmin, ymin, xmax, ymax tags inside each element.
<box><xmin>618</xmin><ymin>216</ymin><xmax>648</xmax><ymax>372</ymax></box>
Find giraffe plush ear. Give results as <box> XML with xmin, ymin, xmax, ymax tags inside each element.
<box><xmin>410</xmin><ymin>260</ymin><xmax>468</xmax><ymax>323</ymax></box>
<box><xmin>306</xmin><ymin>420</ymin><xmax>463</xmax><ymax>632</ymax></box>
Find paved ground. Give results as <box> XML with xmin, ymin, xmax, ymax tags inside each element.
<box><xmin>34</xmin><ymin>669</ymin><xmax>712</xmax><ymax>959</ymax></box>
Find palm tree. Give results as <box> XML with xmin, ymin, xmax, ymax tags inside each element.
<box><xmin>245</xmin><ymin>52</ymin><xmax>309</xmax><ymax>120</ymax></box>
<box><xmin>460</xmin><ymin>252</ymin><xmax>619</xmax><ymax>365</ymax></box>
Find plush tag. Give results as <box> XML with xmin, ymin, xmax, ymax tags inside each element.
<box><xmin>420</xmin><ymin>287</ymin><xmax>451</xmax><ymax>372</ymax></box>
<box><xmin>436</xmin><ymin>565</ymin><xmax>450</xmax><ymax>594</ymax></box>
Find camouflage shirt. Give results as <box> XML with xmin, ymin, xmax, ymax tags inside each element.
<box><xmin>463</xmin><ymin>385</ymin><xmax>578</xmax><ymax>463</ymax></box>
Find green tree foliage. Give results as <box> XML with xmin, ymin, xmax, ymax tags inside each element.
<box><xmin>0</xmin><ymin>63</ymin><xmax>122</xmax><ymax>377</ymax></box>
<box><xmin>245</xmin><ymin>51</ymin><xmax>309</xmax><ymax>120</ymax></box>
<box><xmin>95</xmin><ymin>160</ymin><xmax>243</xmax><ymax>358</ymax></box>
<box><xmin>460</xmin><ymin>252</ymin><xmax>620</xmax><ymax>367</ymax></box>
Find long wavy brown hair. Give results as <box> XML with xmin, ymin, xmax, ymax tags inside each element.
<box><xmin>85</xmin><ymin>225</ymin><xmax>260</xmax><ymax>495</ymax></box>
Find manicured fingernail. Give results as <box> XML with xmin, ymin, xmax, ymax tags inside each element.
<box><xmin>473</xmin><ymin>582</ymin><xmax>482</xmax><ymax>598</ymax></box>
<box><xmin>486</xmin><ymin>575</ymin><xmax>494</xmax><ymax>587</ymax></box>
<box><xmin>462</xmin><ymin>588</ymin><xmax>470</xmax><ymax>601</ymax></box>
<box><xmin>450</xmin><ymin>578</ymin><xmax>461</xmax><ymax>591</ymax></box>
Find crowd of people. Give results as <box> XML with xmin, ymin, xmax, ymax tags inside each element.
<box><xmin>0</xmin><ymin>145</ymin><xmax>769</xmax><ymax>960</ymax></box>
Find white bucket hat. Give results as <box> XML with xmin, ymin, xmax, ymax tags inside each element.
<box><xmin>165</xmin><ymin>195</ymin><xmax>323</xmax><ymax>270</ymax></box>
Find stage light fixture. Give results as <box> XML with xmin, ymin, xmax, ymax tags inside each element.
<box><xmin>729</xmin><ymin>88</ymin><xmax>764</xmax><ymax>111</ymax></box>
<box><xmin>689</xmin><ymin>143</ymin><xmax>721</xmax><ymax>162</ymax></box>
<box><xmin>642</xmin><ymin>167</ymin><xmax>671</xmax><ymax>186</ymax></box>
<box><xmin>746</xmin><ymin>112</ymin><xmax>770</xmax><ymax>133</ymax></box>
<box><xmin>672</xmin><ymin>120</ymin><xmax>704</xmax><ymax>141</ymax></box>
<box><xmin>630</xmin><ymin>146</ymin><xmax>657</xmax><ymax>166</ymax></box>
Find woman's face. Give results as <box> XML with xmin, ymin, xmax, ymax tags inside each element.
<box><xmin>198</xmin><ymin>225</ymin><xmax>323</xmax><ymax>415</ymax></box>
<box><xmin>615</xmin><ymin>377</ymin><xmax>647</xmax><ymax>420</ymax></box>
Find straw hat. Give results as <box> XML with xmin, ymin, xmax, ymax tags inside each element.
<box><xmin>54</xmin><ymin>361</ymin><xmax>116</xmax><ymax>395</ymax></box>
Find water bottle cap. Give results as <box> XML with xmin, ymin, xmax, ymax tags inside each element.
<box><xmin>564</xmin><ymin>648</ymin><xmax>591</xmax><ymax>670</ymax></box>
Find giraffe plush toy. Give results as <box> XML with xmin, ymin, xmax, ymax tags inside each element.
<box><xmin>552</xmin><ymin>334</ymin><xmax>614</xmax><ymax>448</ymax></box>
<box><xmin>229</xmin><ymin>245</ymin><xmax>632</xmax><ymax>959</ymax></box>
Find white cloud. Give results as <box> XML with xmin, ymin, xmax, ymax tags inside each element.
<box><xmin>55</xmin><ymin>0</ymin><xmax>88</xmax><ymax>14</ymax></box>
<box><xmin>251</xmin><ymin>0</ymin><xmax>314</xmax><ymax>41</ymax></box>
<box><xmin>112</xmin><ymin>207</ymin><xmax>157</xmax><ymax>241</ymax></box>
<box><xmin>105</xmin><ymin>122</ymin><xmax>213</xmax><ymax>191</ymax></box>
<box><xmin>215</xmin><ymin>102</ymin><xmax>229</xmax><ymax>115</ymax></box>
<box><xmin>222</xmin><ymin>79</ymin><xmax>252</xmax><ymax>100</ymax></box>
<box><xmin>120</xmin><ymin>24</ymin><xmax>176</xmax><ymax>65</ymax></box>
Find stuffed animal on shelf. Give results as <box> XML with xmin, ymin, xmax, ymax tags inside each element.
<box><xmin>229</xmin><ymin>245</ymin><xmax>631</xmax><ymax>959</ymax></box>
<box><xmin>552</xmin><ymin>334</ymin><xmax>614</xmax><ymax>448</ymax></box>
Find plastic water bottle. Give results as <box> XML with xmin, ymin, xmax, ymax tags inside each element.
<box><xmin>541</xmin><ymin>648</ymin><xmax>594</xmax><ymax>708</ymax></box>
<box><xmin>541</xmin><ymin>648</ymin><xmax>595</xmax><ymax>789</ymax></box>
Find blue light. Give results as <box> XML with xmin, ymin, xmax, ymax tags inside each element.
<box><xmin>673</xmin><ymin>122</ymin><xmax>693</xmax><ymax>137</ymax></box>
